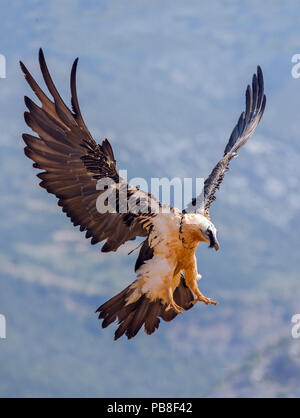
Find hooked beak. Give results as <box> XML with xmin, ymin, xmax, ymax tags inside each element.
<box><xmin>213</xmin><ymin>241</ymin><xmax>219</xmax><ymax>251</ymax></box>
<box><xmin>207</xmin><ymin>230</ymin><xmax>220</xmax><ymax>251</ymax></box>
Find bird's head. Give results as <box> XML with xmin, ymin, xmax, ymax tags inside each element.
<box><xmin>183</xmin><ymin>213</ymin><xmax>219</xmax><ymax>251</ymax></box>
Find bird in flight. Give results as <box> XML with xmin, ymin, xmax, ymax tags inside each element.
<box><xmin>20</xmin><ymin>49</ymin><xmax>266</xmax><ymax>340</ymax></box>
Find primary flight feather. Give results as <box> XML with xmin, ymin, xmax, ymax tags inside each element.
<box><xmin>20</xmin><ymin>49</ymin><xmax>266</xmax><ymax>340</ymax></box>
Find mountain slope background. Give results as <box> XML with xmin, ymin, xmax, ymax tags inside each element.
<box><xmin>0</xmin><ymin>0</ymin><xmax>300</xmax><ymax>397</ymax></box>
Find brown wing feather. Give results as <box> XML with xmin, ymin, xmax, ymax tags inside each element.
<box><xmin>21</xmin><ymin>49</ymin><xmax>160</xmax><ymax>252</ymax></box>
<box><xmin>186</xmin><ymin>66</ymin><xmax>266</xmax><ymax>215</ymax></box>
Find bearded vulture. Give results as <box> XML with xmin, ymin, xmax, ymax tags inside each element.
<box><xmin>20</xmin><ymin>49</ymin><xmax>266</xmax><ymax>340</ymax></box>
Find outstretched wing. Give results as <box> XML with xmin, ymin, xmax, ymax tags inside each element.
<box><xmin>21</xmin><ymin>49</ymin><xmax>163</xmax><ymax>252</ymax></box>
<box><xmin>185</xmin><ymin>66</ymin><xmax>266</xmax><ymax>215</ymax></box>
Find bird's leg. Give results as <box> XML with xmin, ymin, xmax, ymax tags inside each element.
<box><xmin>184</xmin><ymin>259</ymin><xmax>218</xmax><ymax>306</ymax></box>
<box><xmin>166</xmin><ymin>287</ymin><xmax>182</xmax><ymax>314</ymax></box>
<box><xmin>159</xmin><ymin>270</ymin><xmax>182</xmax><ymax>314</ymax></box>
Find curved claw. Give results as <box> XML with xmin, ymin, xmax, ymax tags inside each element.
<box><xmin>166</xmin><ymin>302</ymin><xmax>182</xmax><ymax>314</ymax></box>
<box><xmin>206</xmin><ymin>298</ymin><xmax>218</xmax><ymax>306</ymax></box>
<box><xmin>192</xmin><ymin>296</ymin><xmax>218</xmax><ymax>306</ymax></box>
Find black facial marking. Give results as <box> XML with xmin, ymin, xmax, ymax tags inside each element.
<box><xmin>207</xmin><ymin>229</ymin><xmax>217</xmax><ymax>248</ymax></box>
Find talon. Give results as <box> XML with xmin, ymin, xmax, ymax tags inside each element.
<box><xmin>172</xmin><ymin>303</ymin><xmax>183</xmax><ymax>314</ymax></box>
<box><xmin>207</xmin><ymin>298</ymin><xmax>218</xmax><ymax>306</ymax></box>
<box><xmin>202</xmin><ymin>297</ymin><xmax>218</xmax><ymax>306</ymax></box>
<box><xmin>193</xmin><ymin>296</ymin><xmax>218</xmax><ymax>306</ymax></box>
<box><xmin>166</xmin><ymin>302</ymin><xmax>182</xmax><ymax>314</ymax></box>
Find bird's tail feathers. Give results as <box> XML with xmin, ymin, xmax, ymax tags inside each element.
<box><xmin>96</xmin><ymin>275</ymin><xmax>194</xmax><ymax>340</ymax></box>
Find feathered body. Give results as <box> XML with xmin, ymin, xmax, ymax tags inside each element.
<box><xmin>128</xmin><ymin>212</ymin><xmax>212</xmax><ymax>304</ymax></box>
